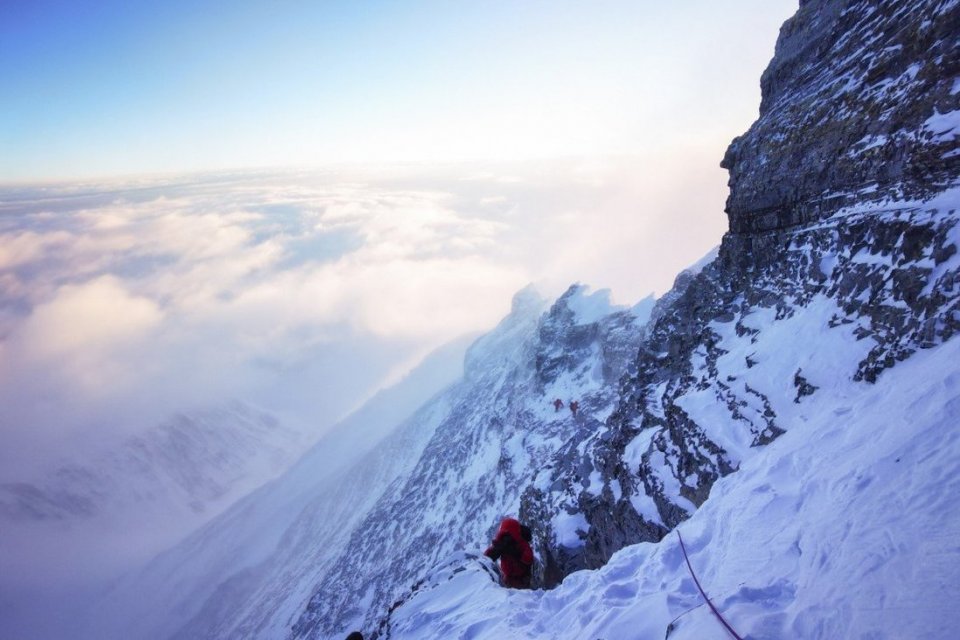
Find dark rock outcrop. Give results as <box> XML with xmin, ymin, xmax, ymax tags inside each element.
<box><xmin>722</xmin><ymin>0</ymin><xmax>959</xmax><ymax>235</ymax></box>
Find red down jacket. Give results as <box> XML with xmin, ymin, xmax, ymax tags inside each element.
<box><xmin>484</xmin><ymin>517</ymin><xmax>533</xmax><ymax>588</ymax></box>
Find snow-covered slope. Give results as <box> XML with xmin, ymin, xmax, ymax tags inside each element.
<box><xmin>375</xmin><ymin>0</ymin><xmax>960</xmax><ymax>637</ymax></box>
<box><xmin>383</xmin><ymin>331</ymin><xmax>960</xmax><ymax>639</ymax></box>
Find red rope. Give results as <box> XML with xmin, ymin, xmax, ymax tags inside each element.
<box><xmin>676</xmin><ymin>530</ymin><xmax>744</xmax><ymax>640</ymax></box>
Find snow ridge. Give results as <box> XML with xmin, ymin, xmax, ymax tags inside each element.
<box><xmin>289</xmin><ymin>284</ymin><xmax>652</xmax><ymax>637</ymax></box>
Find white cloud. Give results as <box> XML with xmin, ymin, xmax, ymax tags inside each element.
<box><xmin>0</xmin><ymin>230</ymin><xmax>74</xmax><ymax>271</ymax></box>
<box><xmin>0</xmin><ymin>160</ymin><xmax>725</xmax><ymax>475</ymax></box>
<box><xmin>16</xmin><ymin>275</ymin><xmax>162</xmax><ymax>362</ymax></box>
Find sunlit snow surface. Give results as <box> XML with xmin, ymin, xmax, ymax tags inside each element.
<box><xmin>387</xmin><ymin>327</ymin><xmax>960</xmax><ymax>639</ymax></box>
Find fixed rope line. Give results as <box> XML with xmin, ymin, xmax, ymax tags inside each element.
<box><xmin>676</xmin><ymin>530</ymin><xmax>744</xmax><ymax>640</ymax></box>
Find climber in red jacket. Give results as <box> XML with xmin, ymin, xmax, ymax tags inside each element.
<box><xmin>484</xmin><ymin>517</ymin><xmax>534</xmax><ymax>589</ymax></box>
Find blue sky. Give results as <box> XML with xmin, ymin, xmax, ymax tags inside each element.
<box><xmin>1</xmin><ymin>0</ymin><xmax>797</xmax><ymax>180</ymax></box>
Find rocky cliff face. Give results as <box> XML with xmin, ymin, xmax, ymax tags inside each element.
<box><xmin>722</xmin><ymin>0</ymin><xmax>958</xmax><ymax>234</ymax></box>
<box><xmin>519</xmin><ymin>0</ymin><xmax>960</xmax><ymax>583</ymax></box>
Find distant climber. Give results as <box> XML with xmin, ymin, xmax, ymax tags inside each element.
<box><xmin>484</xmin><ymin>517</ymin><xmax>534</xmax><ymax>589</ymax></box>
<box><xmin>569</xmin><ymin>400</ymin><xmax>579</xmax><ymax>416</ymax></box>
<box><xmin>553</xmin><ymin>398</ymin><xmax>564</xmax><ymax>412</ymax></box>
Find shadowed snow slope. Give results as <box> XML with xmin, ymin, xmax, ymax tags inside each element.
<box><xmin>385</xmin><ymin>334</ymin><xmax>960</xmax><ymax>639</ymax></box>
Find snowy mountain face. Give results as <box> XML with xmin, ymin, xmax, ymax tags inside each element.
<box><xmin>0</xmin><ymin>402</ymin><xmax>307</xmax><ymax>640</ymax></box>
<box><xmin>372</xmin><ymin>0</ymin><xmax>959</xmax><ymax>638</ymax></box>
<box><xmin>384</xmin><ymin>332</ymin><xmax>960</xmax><ymax>640</ymax></box>
<box><xmin>76</xmin><ymin>285</ymin><xmax>649</xmax><ymax>640</ymax></box>
<box><xmin>0</xmin><ymin>402</ymin><xmax>305</xmax><ymax>596</ymax></box>
<box><xmin>512</xmin><ymin>0</ymin><xmax>960</xmax><ymax>586</ymax></box>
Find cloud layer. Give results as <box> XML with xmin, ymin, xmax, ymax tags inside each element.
<box><xmin>0</xmin><ymin>158</ymin><xmax>725</xmax><ymax>476</ymax></box>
